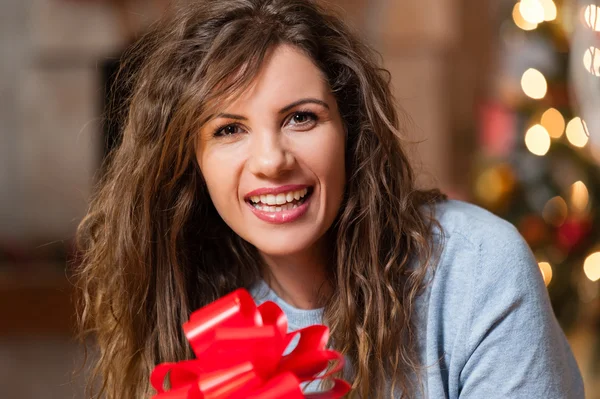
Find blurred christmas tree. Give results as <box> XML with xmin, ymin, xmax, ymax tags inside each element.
<box><xmin>472</xmin><ymin>0</ymin><xmax>600</xmax><ymax>337</ymax></box>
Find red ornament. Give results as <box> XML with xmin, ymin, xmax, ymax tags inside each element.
<box><xmin>150</xmin><ymin>289</ymin><xmax>351</xmax><ymax>398</ymax></box>
<box><xmin>556</xmin><ymin>217</ymin><xmax>592</xmax><ymax>252</ymax></box>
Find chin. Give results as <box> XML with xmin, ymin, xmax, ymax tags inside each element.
<box><xmin>247</xmin><ymin>231</ymin><xmax>321</xmax><ymax>257</ymax></box>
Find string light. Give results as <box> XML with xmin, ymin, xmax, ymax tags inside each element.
<box><xmin>584</xmin><ymin>5</ymin><xmax>600</xmax><ymax>32</ymax></box>
<box><xmin>540</xmin><ymin>0</ymin><xmax>557</xmax><ymax>21</ymax></box>
<box><xmin>570</xmin><ymin>181</ymin><xmax>589</xmax><ymax>213</ymax></box>
<box><xmin>520</xmin><ymin>0</ymin><xmax>545</xmax><ymax>24</ymax></box>
<box><xmin>538</xmin><ymin>261</ymin><xmax>553</xmax><ymax>286</ymax></box>
<box><xmin>521</xmin><ymin>68</ymin><xmax>547</xmax><ymax>99</ymax></box>
<box><xmin>513</xmin><ymin>2</ymin><xmax>538</xmax><ymax>30</ymax></box>
<box><xmin>583</xmin><ymin>47</ymin><xmax>600</xmax><ymax>77</ymax></box>
<box><xmin>540</xmin><ymin>108</ymin><xmax>565</xmax><ymax>138</ymax></box>
<box><xmin>525</xmin><ymin>124</ymin><xmax>551</xmax><ymax>155</ymax></box>
<box><xmin>583</xmin><ymin>252</ymin><xmax>600</xmax><ymax>282</ymax></box>
<box><xmin>565</xmin><ymin>117</ymin><xmax>589</xmax><ymax>147</ymax></box>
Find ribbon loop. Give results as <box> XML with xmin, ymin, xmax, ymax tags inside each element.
<box><xmin>150</xmin><ymin>289</ymin><xmax>351</xmax><ymax>398</ymax></box>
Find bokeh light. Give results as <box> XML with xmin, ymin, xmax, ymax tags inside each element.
<box><xmin>540</xmin><ymin>0</ymin><xmax>557</xmax><ymax>21</ymax></box>
<box><xmin>584</xmin><ymin>252</ymin><xmax>600</xmax><ymax>282</ymax></box>
<box><xmin>525</xmin><ymin>124</ymin><xmax>551</xmax><ymax>155</ymax></box>
<box><xmin>520</xmin><ymin>0</ymin><xmax>545</xmax><ymax>24</ymax></box>
<box><xmin>541</xmin><ymin>108</ymin><xmax>565</xmax><ymax>138</ymax></box>
<box><xmin>521</xmin><ymin>68</ymin><xmax>547</xmax><ymax>99</ymax></box>
<box><xmin>583</xmin><ymin>46</ymin><xmax>600</xmax><ymax>77</ymax></box>
<box><xmin>539</xmin><ymin>261</ymin><xmax>553</xmax><ymax>286</ymax></box>
<box><xmin>513</xmin><ymin>2</ymin><xmax>538</xmax><ymax>30</ymax></box>
<box><xmin>566</xmin><ymin>117</ymin><xmax>589</xmax><ymax>147</ymax></box>
<box><xmin>570</xmin><ymin>181</ymin><xmax>589</xmax><ymax>213</ymax></box>
<box><xmin>584</xmin><ymin>5</ymin><xmax>600</xmax><ymax>32</ymax></box>
<box><xmin>542</xmin><ymin>196</ymin><xmax>568</xmax><ymax>227</ymax></box>
<box><xmin>474</xmin><ymin>164</ymin><xmax>515</xmax><ymax>207</ymax></box>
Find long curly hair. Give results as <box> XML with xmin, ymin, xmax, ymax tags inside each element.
<box><xmin>75</xmin><ymin>0</ymin><xmax>446</xmax><ymax>397</ymax></box>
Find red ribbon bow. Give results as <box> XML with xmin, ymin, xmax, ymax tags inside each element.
<box><xmin>150</xmin><ymin>289</ymin><xmax>351</xmax><ymax>398</ymax></box>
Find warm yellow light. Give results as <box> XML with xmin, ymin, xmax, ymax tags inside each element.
<box><xmin>540</xmin><ymin>0</ymin><xmax>557</xmax><ymax>21</ymax></box>
<box><xmin>521</xmin><ymin>68</ymin><xmax>547</xmax><ymax>99</ymax></box>
<box><xmin>520</xmin><ymin>0</ymin><xmax>545</xmax><ymax>24</ymax></box>
<box><xmin>584</xmin><ymin>5</ymin><xmax>600</xmax><ymax>32</ymax></box>
<box><xmin>566</xmin><ymin>117</ymin><xmax>589</xmax><ymax>147</ymax></box>
<box><xmin>539</xmin><ymin>261</ymin><xmax>553</xmax><ymax>286</ymax></box>
<box><xmin>570</xmin><ymin>181</ymin><xmax>589</xmax><ymax>213</ymax></box>
<box><xmin>513</xmin><ymin>2</ymin><xmax>538</xmax><ymax>30</ymax></box>
<box><xmin>541</xmin><ymin>108</ymin><xmax>565</xmax><ymax>138</ymax></box>
<box><xmin>583</xmin><ymin>47</ymin><xmax>600</xmax><ymax>77</ymax></box>
<box><xmin>474</xmin><ymin>164</ymin><xmax>514</xmax><ymax>206</ymax></box>
<box><xmin>525</xmin><ymin>124</ymin><xmax>551</xmax><ymax>156</ymax></box>
<box><xmin>584</xmin><ymin>252</ymin><xmax>600</xmax><ymax>282</ymax></box>
<box><xmin>542</xmin><ymin>196</ymin><xmax>568</xmax><ymax>227</ymax></box>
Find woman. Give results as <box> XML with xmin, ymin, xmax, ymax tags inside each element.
<box><xmin>75</xmin><ymin>0</ymin><xmax>584</xmax><ymax>398</ymax></box>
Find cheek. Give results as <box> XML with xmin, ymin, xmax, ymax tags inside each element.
<box><xmin>197</xmin><ymin>150</ymin><xmax>240</xmax><ymax>215</ymax></box>
<box><xmin>298</xmin><ymin>127</ymin><xmax>346</xmax><ymax>206</ymax></box>
<box><xmin>313</xmin><ymin>130</ymin><xmax>346</xmax><ymax>184</ymax></box>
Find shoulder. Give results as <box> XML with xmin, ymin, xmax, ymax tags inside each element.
<box><xmin>423</xmin><ymin>200</ymin><xmax>543</xmax><ymax>332</ymax></box>
<box><xmin>425</xmin><ymin>200</ymin><xmax>546</xmax><ymax>348</ymax></box>
<box><xmin>422</xmin><ymin>202</ymin><xmax>584</xmax><ymax>398</ymax></box>
<box><xmin>432</xmin><ymin>199</ymin><xmax>523</xmax><ymax>249</ymax></box>
<box><xmin>430</xmin><ymin>200</ymin><xmax>535</xmax><ymax>280</ymax></box>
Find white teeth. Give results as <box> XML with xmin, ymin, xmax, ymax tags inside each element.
<box><xmin>251</xmin><ymin>200</ymin><xmax>303</xmax><ymax>212</ymax></box>
<box><xmin>249</xmin><ymin>187</ymin><xmax>310</xmax><ymax>208</ymax></box>
<box><xmin>275</xmin><ymin>193</ymin><xmax>286</xmax><ymax>205</ymax></box>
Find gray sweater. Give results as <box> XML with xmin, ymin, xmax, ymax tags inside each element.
<box><xmin>250</xmin><ymin>200</ymin><xmax>584</xmax><ymax>398</ymax></box>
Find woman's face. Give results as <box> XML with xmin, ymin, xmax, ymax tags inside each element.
<box><xmin>196</xmin><ymin>44</ymin><xmax>346</xmax><ymax>257</ymax></box>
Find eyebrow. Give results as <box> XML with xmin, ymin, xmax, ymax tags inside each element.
<box><xmin>279</xmin><ymin>98</ymin><xmax>329</xmax><ymax>114</ymax></box>
<box><xmin>213</xmin><ymin>98</ymin><xmax>330</xmax><ymax>121</ymax></box>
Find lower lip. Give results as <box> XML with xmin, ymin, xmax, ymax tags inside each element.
<box><xmin>246</xmin><ymin>195</ymin><xmax>311</xmax><ymax>224</ymax></box>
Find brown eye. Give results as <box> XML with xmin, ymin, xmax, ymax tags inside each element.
<box><xmin>214</xmin><ymin>124</ymin><xmax>243</xmax><ymax>137</ymax></box>
<box><xmin>288</xmin><ymin>111</ymin><xmax>317</xmax><ymax>127</ymax></box>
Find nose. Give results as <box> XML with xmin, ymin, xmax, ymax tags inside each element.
<box><xmin>247</xmin><ymin>131</ymin><xmax>295</xmax><ymax>178</ymax></box>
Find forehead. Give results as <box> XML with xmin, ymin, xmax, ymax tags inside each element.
<box><xmin>223</xmin><ymin>44</ymin><xmax>330</xmax><ymax>111</ymax></box>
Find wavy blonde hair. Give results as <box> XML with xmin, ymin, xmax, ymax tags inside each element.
<box><xmin>75</xmin><ymin>0</ymin><xmax>446</xmax><ymax>397</ymax></box>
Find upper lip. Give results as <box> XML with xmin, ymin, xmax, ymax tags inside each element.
<box><xmin>244</xmin><ymin>184</ymin><xmax>311</xmax><ymax>199</ymax></box>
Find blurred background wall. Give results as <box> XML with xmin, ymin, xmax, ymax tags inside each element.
<box><xmin>1</xmin><ymin>0</ymin><xmax>599</xmax><ymax>397</ymax></box>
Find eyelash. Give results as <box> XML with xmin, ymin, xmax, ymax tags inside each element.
<box><xmin>212</xmin><ymin>110</ymin><xmax>319</xmax><ymax>137</ymax></box>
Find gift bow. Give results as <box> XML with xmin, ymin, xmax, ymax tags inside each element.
<box><xmin>150</xmin><ymin>289</ymin><xmax>351</xmax><ymax>398</ymax></box>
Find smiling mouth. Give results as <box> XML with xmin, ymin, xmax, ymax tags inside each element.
<box><xmin>246</xmin><ymin>187</ymin><xmax>313</xmax><ymax>212</ymax></box>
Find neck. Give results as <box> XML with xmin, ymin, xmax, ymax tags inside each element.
<box><xmin>260</xmin><ymin>238</ymin><xmax>332</xmax><ymax>310</ymax></box>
